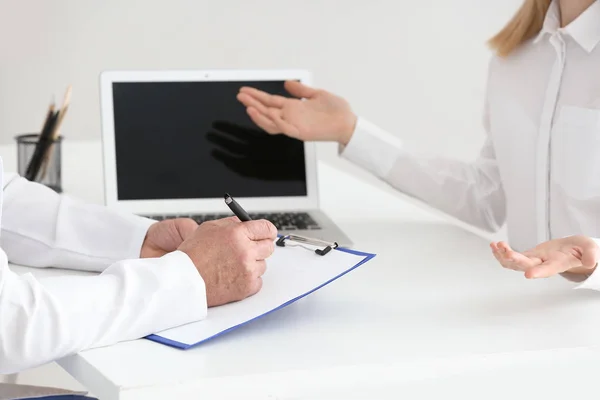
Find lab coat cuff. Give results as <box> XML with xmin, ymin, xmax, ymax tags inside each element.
<box><xmin>127</xmin><ymin>217</ymin><xmax>158</xmax><ymax>260</ymax></box>
<box><xmin>574</xmin><ymin>238</ymin><xmax>600</xmax><ymax>291</ymax></box>
<box><xmin>340</xmin><ymin>117</ymin><xmax>404</xmax><ymax>179</ymax></box>
<box><xmin>159</xmin><ymin>250</ymin><xmax>208</xmax><ymax>319</ymax></box>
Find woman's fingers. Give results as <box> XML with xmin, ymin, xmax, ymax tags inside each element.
<box><xmin>525</xmin><ymin>255</ymin><xmax>570</xmax><ymax>279</ymax></box>
<box><xmin>239</xmin><ymin>87</ymin><xmax>287</xmax><ymax>108</ymax></box>
<box><xmin>247</xmin><ymin>108</ymin><xmax>280</xmax><ymax>134</ymax></box>
<box><xmin>490</xmin><ymin>242</ymin><xmax>542</xmax><ymax>271</ymax></box>
<box><xmin>491</xmin><ymin>242</ymin><xmax>516</xmax><ymax>270</ymax></box>
<box><xmin>239</xmin><ymin>91</ymin><xmax>300</xmax><ymax>136</ymax></box>
<box><xmin>267</xmin><ymin>108</ymin><xmax>300</xmax><ymax>137</ymax></box>
<box><xmin>492</xmin><ymin>247</ymin><xmax>516</xmax><ymax>270</ymax></box>
<box><xmin>508</xmin><ymin>251</ymin><xmax>541</xmax><ymax>270</ymax></box>
<box><xmin>497</xmin><ymin>241</ymin><xmax>511</xmax><ymax>253</ymax></box>
<box><xmin>237</xmin><ymin>92</ymin><xmax>270</xmax><ymax>115</ymax></box>
<box><xmin>284</xmin><ymin>80</ymin><xmax>319</xmax><ymax>99</ymax></box>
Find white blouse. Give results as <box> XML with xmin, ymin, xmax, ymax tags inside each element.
<box><xmin>342</xmin><ymin>0</ymin><xmax>600</xmax><ymax>290</ymax></box>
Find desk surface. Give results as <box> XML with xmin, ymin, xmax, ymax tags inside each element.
<box><xmin>56</xmin><ymin>221</ymin><xmax>600</xmax><ymax>400</ymax></box>
<box><xmin>10</xmin><ymin>141</ymin><xmax>600</xmax><ymax>399</ymax></box>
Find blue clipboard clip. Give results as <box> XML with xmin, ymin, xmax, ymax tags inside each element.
<box><xmin>276</xmin><ymin>234</ymin><xmax>339</xmax><ymax>256</ymax></box>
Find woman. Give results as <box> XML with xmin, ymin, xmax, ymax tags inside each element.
<box><xmin>238</xmin><ymin>0</ymin><xmax>600</xmax><ymax>288</ymax></box>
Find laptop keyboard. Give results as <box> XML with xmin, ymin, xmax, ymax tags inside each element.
<box><xmin>147</xmin><ymin>212</ymin><xmax>322</xmax><ymax>231</ymax></box>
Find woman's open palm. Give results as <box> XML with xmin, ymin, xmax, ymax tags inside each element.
<box><xmin>237</xmin><ymin>81</ymin><xmax>356</xmax><ymax>144</ymax></box>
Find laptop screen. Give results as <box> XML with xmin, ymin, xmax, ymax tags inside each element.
<box><xmin>111</xmin><ymin>80</ymin><xmax>307</xmax><ymax>201</ymax></box>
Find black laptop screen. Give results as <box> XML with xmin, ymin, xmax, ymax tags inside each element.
<box><xmin>111</xmin><ymin>80</ymin><xmax>307</xmax><ymax>201</ymax></box>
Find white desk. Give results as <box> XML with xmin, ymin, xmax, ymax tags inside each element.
<box><xmin>8</xmin><ymin>141</ymin><xmax>600</xmax><ymax>399</ymax></box>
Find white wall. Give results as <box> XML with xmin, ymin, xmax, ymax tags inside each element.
<box><xmin>1</xmin><ymin>0</ymin><xmax>519</xmax><ymax>160</ymax></box>
<box><xmin>0</xmin><ymin>0</ymin><xmax>519</xmax><ymax>389</ymax></box>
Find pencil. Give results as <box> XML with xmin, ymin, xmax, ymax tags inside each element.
<box><xmin>25</xmin><ymin>101</ymin><xmax>57</xmax><ymax>180</ymax></box>
<box><xmin>50</xmin><ymin>85</ymin><xmax>71</xmax><ymax>140</ymax></box>
<box><xmin>39</xmin><ymin>86</ymin><xmax>72</xmax><ymax>180</ymax></box>
<box><xmin>40</xmin><ymin>99</ymin><xmax>55</xmax><ymax>134</ymax></box>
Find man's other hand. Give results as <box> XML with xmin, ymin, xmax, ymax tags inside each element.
<box><xmin>141</xmin><ymin>218</ymin><xmax>198</xmax><ymax>258</ymax></box>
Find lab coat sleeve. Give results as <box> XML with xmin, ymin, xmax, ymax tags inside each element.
<box><xmin>0</xmin><ymin>173</ymin><xmax>156</xmax><ymax>272</ymax></box>
<box><xmin>341</xmin><ymin>98</ymin><xmax>506</xmax><ymax>233</ymax></box>
<box><xmin>0</xmin><ymin>249</ymin><xmax>208</xmax><ymax>374</ymax></box>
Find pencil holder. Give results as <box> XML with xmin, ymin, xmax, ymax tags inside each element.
<box><xmin>16</xmin><ymin>133</ymin><xmax>63</xmax><ymax>193</ymax></box>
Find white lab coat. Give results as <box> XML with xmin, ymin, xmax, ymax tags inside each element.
<box><xmin>0</xmin><ymin>162</ymin><xmax>208</xmax><ymax>375</ymax></box>
<box><xmin>341</xmin><ymin>0</ymin><xmax>600</xmax><ymax>291</ymax></box>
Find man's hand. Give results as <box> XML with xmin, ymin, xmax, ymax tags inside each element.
<box><xmin>178</xmin><ymin>217</ymin><xmax>277</xmax><ymax>307</ymax></box>
<box><xmin>141</xmin><ymin>218</ymin><xmax>198</xmax><ymax>258</ymax></box>
<box><xmin>490</xmin><ymin>235</ymin><xmax>600</xmax><ymax>279</ymax></box>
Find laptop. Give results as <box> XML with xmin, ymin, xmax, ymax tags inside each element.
<box><xmin>99</xmin><ymin>69</ymin><xmax>352</xmax><ymax>246</ymax></box>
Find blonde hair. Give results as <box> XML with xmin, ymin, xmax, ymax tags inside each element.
<box><xmin>488</xmin><ymin>0</ymin><xmax>552</xmax><ymax>57</ymax></box>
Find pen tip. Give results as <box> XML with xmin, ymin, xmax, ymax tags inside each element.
<box><xmin>224</xmin><ymin>193</ymin><xmax>231</xmax><ymax>199</ymax></box>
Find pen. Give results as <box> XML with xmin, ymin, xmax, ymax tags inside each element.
<box><xmin>224</xmin><ymin>193</ymin><xmax>252</xmax><ymax>222</ymax></box>
<box><xmin>25</xmin><ymin>109</ymin><xmax>59</xmax><ymax>181</ymax></box>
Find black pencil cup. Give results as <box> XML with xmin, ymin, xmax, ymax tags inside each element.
<box><xmin>16</xmin><ymin>134</ymin><xmax>63</xmax><ymax>193</ymax></box>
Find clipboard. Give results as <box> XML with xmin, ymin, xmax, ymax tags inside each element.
<box><xmin>146</xmin><ymin>238</ymin><xmax>376</xmax><ymax>350</ymax></box>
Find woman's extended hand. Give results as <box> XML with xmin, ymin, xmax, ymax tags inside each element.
<box><xmin>237</xmin><ymin>81</ymin><xmax>357</xmax><ymax>145</ymax></box>
<box><xmin>491</xmin><ymin>235</ymin><xmax>599</xmax><ymax>279</ymax></box>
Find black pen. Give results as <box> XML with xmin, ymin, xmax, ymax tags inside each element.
<box><xmin>224</xmin><ymin>193</ymin><xmax>252</xmax><ymax>222</ymax></box>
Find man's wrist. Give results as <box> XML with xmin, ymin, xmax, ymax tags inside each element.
<box><xmin>139</xmin><ymin>220</ymin><xmax>159</xmax><ymax>258</ymax></box>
